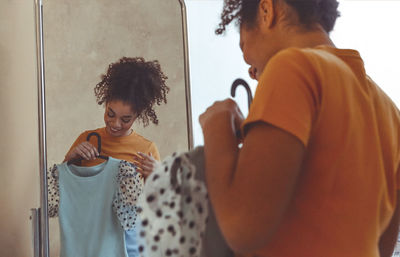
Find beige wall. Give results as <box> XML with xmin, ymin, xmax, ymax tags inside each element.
<box><xmin>44</xmin><ymin>0</ymin><xmax>189</xmax><ymax>165</ymax></box>
<box><xmin>42</xmin><ymin>0</ymin><xmax>189</xmax><ymax>256</ymax></box>
<box><xmin>0</xmin><ymin>1</ymin><xmax>40</xmax><ymax>257</ymax></box>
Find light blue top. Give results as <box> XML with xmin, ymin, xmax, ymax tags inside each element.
<box><xmin>57</xmin><ymin>157</ymin><xmax>128</xmax><ymax>257</ymax></box>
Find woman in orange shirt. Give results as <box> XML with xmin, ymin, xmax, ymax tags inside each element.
<box><xmin>63</xmin><ymin>57</ymin><xmax>169</xmax><ymax>177</ymax></box>
<box><xmin>62</xmin><ymin>57</ymin><xmax>169</xmax><ymax>257</ymax></box>
<box><xmin>200</xmin><ymin>1</ymin><xmax>400</xmax><ymax>257</ymax></box>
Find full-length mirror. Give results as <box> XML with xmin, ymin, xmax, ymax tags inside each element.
<box><xmin>40</xmin><ymin>0</ymin><xmax>192</xmax><ymax>256</ymax></box>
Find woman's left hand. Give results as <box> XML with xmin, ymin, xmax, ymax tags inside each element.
<box><xmin>133</xmin><ymin>152</ymin><xmax>160</xmax><ymax>179</ymax></box>
<box><xmin>199</xmin><ymin>98</ymin><xmax>245</xmax><ymax>141</ymax></box>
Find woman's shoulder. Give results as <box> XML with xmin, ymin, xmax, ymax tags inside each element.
<box><xmin>262</xmin><ymin>46</ymin><xmax>337</xmax><ymax>81</ymax></box>
<box><xmin>270</xmin><ymin>47</ymin><xmax>316</xmax><ymax>65</ymax></box>
<box><xmin>129</xmin><ymin>131</ymin><xmax>154</xmax><ymax>145</ymax></box>
<box><xmin>129</xmin><ymin>131</ymin><xmax>159</xmax><ymax>158</ymax></box>
<box><xmin>272</xmin><ymin>46</ymin><xmax>340</xmax><ymax>64</ymax></box>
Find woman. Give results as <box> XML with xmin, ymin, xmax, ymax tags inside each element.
<box><xmin>200</xmin><ymin>1</ymin><xmax>400</xmax><ymax>257</ymax></box>
<box><xmin>63</xmin><ymin>56</ymin><xmax>169</xmax><ymax>257</ymax></box>
<box><xmin>64</xmin><ymin>56</ymin><xmax>169</xmax><ymax>176</ymax></box>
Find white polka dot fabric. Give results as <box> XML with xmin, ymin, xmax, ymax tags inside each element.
<box><xmin>136</xmin><ymin>152</ymin><xmax>208</xmax><ymax>257</ymax></box>
<box><xmin>113</xmin><ymin>160</ymin><xmax>144</xmax><ymax>230</ymax></box>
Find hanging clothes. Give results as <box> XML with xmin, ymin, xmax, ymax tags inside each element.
<box><xmin>136</xmin><ymin>147</ymin><xmax>233</xmax><ymax>257</ymax></box>
<box><xmin>47</xmin><ymin>157</ymin><xmax>144</xmax><ymax>257</ymax></box>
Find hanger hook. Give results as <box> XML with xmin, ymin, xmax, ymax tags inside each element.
<box><xmin>86</xmin><ymin>132</ymin><xmax>102</xmax><ymax>154</ymax></box>
<box><xmin>230</xmin><ymin>78</ymin><xmax>253</xmax><ymax>110</ymax></box>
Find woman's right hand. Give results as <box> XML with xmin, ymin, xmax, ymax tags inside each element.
<box><xmin>64</xmin><ymin>142</ymin><xmax>99</xmax><ymax>162</ymax></box>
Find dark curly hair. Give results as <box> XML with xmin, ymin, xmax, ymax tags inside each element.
<box><xmin>216</xmin><ymin>0</ymin><xmax>340</xmax><ymax>34</ymax></box>
<box><xmin>94</xmin><ymin>57</ymin><xmax>169</xmax><ymax>127</ymax></box>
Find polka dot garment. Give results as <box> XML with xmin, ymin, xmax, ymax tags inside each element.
<box><xmin>113</xmin><ymin>160</ymin><xmax>144</xmax><ymax>230</ymax></box>
<box><xmin>136</xmin><ymin>151</ymin><xmax>208</xmax><ymax>257</ymax></box>
<box><xmin>47</xmin><ymin>160</ymin><xmax>144</xmax><ymax>230</ymax></box>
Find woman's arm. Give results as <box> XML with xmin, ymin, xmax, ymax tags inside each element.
<box><xmin>200</xmin><ymin>99</ymin><xmax>305</xmax><ymax>254</ymax></box>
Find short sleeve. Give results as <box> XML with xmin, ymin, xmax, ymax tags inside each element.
<box><xmin>47</xmin><ymin>164</ymin><xmax>60</xmax><ymax>218</ymax></box>
<box><xmin>148</xmin><ymin>142</ymin><xmax>161</xmax><ymax>161</ymax></box>
<box><xmin>113</xmin><ymin>160</ymin><xmax>144</xmax><ymax>230</ymax></box>
<box><xmin>242</xmin><ymin>48</ymin><xmax>320</xmax><ymax>146</ymax></box>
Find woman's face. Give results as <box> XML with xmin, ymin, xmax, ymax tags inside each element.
<box><xmin>239</xmin><ymin>1</ymin><xmax>288</xmax><ymax>80</ymax></box>
<box><xmin>240</xmin><ymin>23</ymin><xmax>283</xmax><ymax>81</ymax></box>
<box><xmin>104</xmin><ymin>100</ymin><xmax>137</xmax><ymax>137</ymax></box>
<box><xmin>240</xmin><ymin>24</ymin><xmax>265</xmax><ymax>81</ymax></box>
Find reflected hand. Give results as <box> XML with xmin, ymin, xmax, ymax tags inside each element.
<box><xmin>64</xmin><ymin>141</ymin><xmax>99</xmax><ymax>162</ymax></box>
<box><xmin>133</xmin><ymin>152</ymin><xmax>160</xmax><ymax>179</ymax></box>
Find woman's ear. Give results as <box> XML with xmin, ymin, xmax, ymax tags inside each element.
<box><xmin>259</xmin><ymin>0</ymin><xmax>276</xmax><ymax>28</ymax></box>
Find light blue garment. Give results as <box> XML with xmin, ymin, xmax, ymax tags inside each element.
<box><xmin>125</xmin><ymin>218</ymin><xmax>141</xmax><ymax>257</ymax></box>
<box><xmin>57</xmin><ymin>157</ymin><xmax>128</xmax><ymax>257</ymax></box>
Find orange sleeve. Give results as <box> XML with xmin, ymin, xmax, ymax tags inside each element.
<box><xmin>242</xmin><ymin>48</ymin><xmax>319</xmax><ymax>147</ymax></box>
<box><xmin>147</xmin><ymin>142</ymin><xmax>161</xmax><ymax>161</ymax></box>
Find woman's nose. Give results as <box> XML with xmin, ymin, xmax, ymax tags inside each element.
<box><xmin>110</xmin><ymin>118</ymin><xmax>122</xmax><ymax>128</ymax></box>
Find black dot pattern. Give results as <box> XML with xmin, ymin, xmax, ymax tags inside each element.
<box><xmin>136</xmin><ymin>152</ymin><xmax>208</xmax><ymax>257</ymax></box>
<box><xmin>47</xmin><ymin>164</ymin><xmax>60</xmax><ymax>218</ymax></box>
<box><xmin>112</xmin><ymin>161</ymin><xmax>144</xmax><ymax>230</ymax></box>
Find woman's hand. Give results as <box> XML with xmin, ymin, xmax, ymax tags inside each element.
<box><xmin>133</xmin><ymin>152</ymin><xmax>160</xmax><ymax>179</ymax></box>
<box><xmin>199</xmin><ymin>98</ymin><xmax>245</xmax><ymax>142</ymax></box>
<box><xmin>248</xmin><ymin>66</ymin><xmax>259</xmax><ymax>81</ymax></box>
<box><xmin>64</xmin><ymin>142</ymin><xmax>99</xmax><ymax>162</ymax></box>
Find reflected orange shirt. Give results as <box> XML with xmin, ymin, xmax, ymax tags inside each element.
<box><xmin>65</xmin><ymin>127</ymin><xmax>160</xmax><ymax>167</ymax></box>
<box><xmin>241</xmin><ymin>46</ymin><xmax>400</xmax><ymax>257</ymax></box>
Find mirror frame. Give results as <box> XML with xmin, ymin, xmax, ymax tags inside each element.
<box><xmin>33</xmin><ymin>0</ymin><xmax>193</xmax><ymax>256</ymax></box>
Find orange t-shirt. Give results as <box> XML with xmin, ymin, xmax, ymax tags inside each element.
<box><xmin>241</xmin><ymin>46</ymin><xmax>400</xmax><ymax>257</ymax></box>
<box><xmin>65</xmin><ymin>127</ymin><xmax>160</xmax><ymax>167</ymax></box>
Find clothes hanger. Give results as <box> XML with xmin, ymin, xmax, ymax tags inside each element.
<box><xmin>86</xmin><ymin>132</ymin><xmax>109</xmax><ymax>160</ymax></box>
<box><xmin>67</xmin><ymin>132</ymin><xmax>108</xmax><ymax>165</ymax></box>
<box><xmin>230</xmin><ymin>78</ymin><xmax>253</xmax><ymax>139</ymax></box>
<box><xmin>230</xmin><ymin>78</ymin><xmax>253</xmax><ymax>110</ymax></box>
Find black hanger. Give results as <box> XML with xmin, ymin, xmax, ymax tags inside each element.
<box><xmin>230</xmin><ymin>78</ymin><xmax>253</xmax><ymax>139</ymax></box>
<box><xmin>86</xmin><ymin>132</ymin><xmax>109</xmax><ymax>160</ymax></box>
<box><xmin>231</xmin><ymin>78</ymin><xmax>253</xmax><ymax>110</ymax></box>
<box><xmin>67</xmin><ymin>131</ymin><xmax>108</xmax><ymax>165</ymax></box>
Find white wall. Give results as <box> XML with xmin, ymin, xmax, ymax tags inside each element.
<box><xmin>186</xmin><ymin>0</ymin><xmax>258</xmax><ymax>147</ymax></box>
<box><xmin>331</xmin><ymin>0</ymin><xmax>400</xmax><ymax>106</ymax></box>
<box><xmin>0</xmin><ymin>1</ymin><xmax>40</xmax><ymax>256</ymax></box>
<box><xmin>187</xmin><ymin>0</ymin><xmax>400</xmax><ymax>147</ymax></box>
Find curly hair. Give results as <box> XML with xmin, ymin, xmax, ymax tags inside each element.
<box><xmin>94</xmin><ymin>57</ymin><xmax>169</xmax><ymax>127</ymax></box>
<box><xmin>216</xmin><ymin>0</ymin><xmax>340</xmax><ymax>34</ymax></box>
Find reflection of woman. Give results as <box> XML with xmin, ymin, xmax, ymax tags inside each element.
<box><xmin>64</xmin><ymin>57</ymin><xmax>169</xmax><ymax>176</ymax></box>
<box><xmin>63</xmin><ymin>56</ymin><xmax>169</xmax><ymax>256</ymax></box>
<box><xmin>200</xmin><ymin>1</ymin><xmax>400</xmax><ymax>257</ymax></box>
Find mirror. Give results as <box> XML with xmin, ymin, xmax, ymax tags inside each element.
<box><xmin>40</xmin><ymin>0</ymin><xmax>192</xmax><ymax>255</ymax></box>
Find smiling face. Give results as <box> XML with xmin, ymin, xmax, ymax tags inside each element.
<box><xmin>104</xmin><ymin>100</ymin><xmax>137</xmax><ymax>137</ymax></box>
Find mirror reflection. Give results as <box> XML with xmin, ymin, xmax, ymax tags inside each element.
<box><xmin>43</xmin><ymin>0</ymin><xmax>190</xmax><ymax>256</ymax></box>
